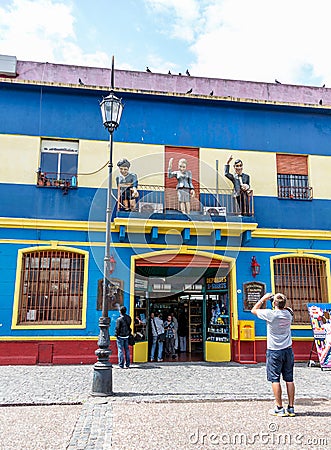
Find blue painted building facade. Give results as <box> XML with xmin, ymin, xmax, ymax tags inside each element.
<box><xmin>0</xmin><ymin>60</ymin><xmax>330</xmax><ymax>364</ymax></box>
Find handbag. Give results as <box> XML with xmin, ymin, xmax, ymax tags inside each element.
<box><xmin>128</xmin><ymin>333</ymin><xmax>135</xmax><ymax>346</ymax></box>
<box><xmin>157</xmin><ymin>332</ymin><xmax>166</xmax><ymax>342</ymax></box>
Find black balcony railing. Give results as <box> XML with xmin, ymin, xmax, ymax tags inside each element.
<box><xmin>278</xmin><ymin>185</ymin><xmax>313</xmax><ymax>200</ymax></box>
<box><xmin>117</xmin><ymin>184</ymin><xmax>254</xmax><ymax>217</ymax></box>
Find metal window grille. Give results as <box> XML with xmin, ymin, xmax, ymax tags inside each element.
<box><xmin>273</xmin><ymin>257</ymin><xmax>328</xmax><ymax>324</ymax></box>
<box><xmin>18</xmin><ymin>250</ymin><xmax>85</xmax><ymax>325</ymax></box>
<box><xmin>277</xmin><ymin>174</ymin><xmax>312</xmax><ymax>200</ymax></box>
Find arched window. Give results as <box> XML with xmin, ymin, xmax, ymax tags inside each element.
<box><xmin>273</xmin><ymin>256</ymin><xmax>328</xmax><ymax>325</ymax></box>
<box><xmin>15</xmin><ymin>248</ymin><xmax>87</xmax><ymax>326</ymax></box>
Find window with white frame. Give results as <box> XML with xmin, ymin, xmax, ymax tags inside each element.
<box><xmin>37</xmin><ymin>139</ymin><xmax>78</xmax><ymax>188</ymax></box>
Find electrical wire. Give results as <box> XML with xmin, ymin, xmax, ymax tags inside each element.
<box><xmin>77</xmin><ymin>161</ymin><xmax>109</xmax><ymax>176</ymax></box>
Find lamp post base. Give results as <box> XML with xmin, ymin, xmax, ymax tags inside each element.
<box><xmin>91</xmin><ymin>316</ymin><xmax>113</xmax><ymax>396</ymax></box>
<box><xmin>91</xmin><ymin>360</ymin><xmax>113</xmax><ymax>396</ymax></box>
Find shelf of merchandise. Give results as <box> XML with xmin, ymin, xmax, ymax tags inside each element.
<box><xmin>189</xmin><ymin>303</ymin><xmax>203</xmax><ymax>353</ymax></box>
<box><xmin>205</xmin><ymin>291</ymin><xmax>231</xmax><ymax>362</ymax></box>
<box><xmin>133</xmin><ymin>293</ymin><xmax>148</xmax><ymax>363</ymax></box>
<box><xmin>207</xmin><ymin>315</ymin><xmax>230</xmax><ymax>343</ymax></box>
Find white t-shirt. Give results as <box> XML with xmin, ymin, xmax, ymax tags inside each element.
<box><xmin>256</xmin><ymin>309</ymin><xmax>293</xmax><ymax>350</ymax></box>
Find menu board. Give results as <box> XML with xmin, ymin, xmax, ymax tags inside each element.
<box><xmin>307</xmin><ymin>303</ymin><xmax>331</xmax><ymax>369</ymax></box>
<box><xmin>243</xmin><ymin>281</ymin><xmax>266</xmax><ymax>311</ymax></box>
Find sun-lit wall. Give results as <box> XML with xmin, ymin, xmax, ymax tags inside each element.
<box><xmin>2</xmin><ymin>133</ymin><xmax>330</xmax><ymax>201</ymax></box>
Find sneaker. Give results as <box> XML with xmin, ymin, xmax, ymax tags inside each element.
<box><xmin>286</xmin><ymin>406</ymin><xmax>295</xmax><ymax>417</ymax></box>
<box><xmin>157</xmin><ymin>358</ymin><xmax>163</xmax><ymax>362</ymax></box>
<box><xmin>150</xmin><ymin>358</ymin><xmax>154</xmax><ymax>362</ymax></box>
<box><xmin>270</xmin><ymin>406</ymin><xmax>287</xmax><ymax>417</ymax></box>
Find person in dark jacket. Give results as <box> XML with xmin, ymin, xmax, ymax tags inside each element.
<box><xmin>115</xmin><ymin>306</ymin><xmax>132</xmax><ymax>368</ymax></box>
<box><xmin>225</xmin><ymin>155</ymin><xmax>252</xmax><ymax>216</ymax></box>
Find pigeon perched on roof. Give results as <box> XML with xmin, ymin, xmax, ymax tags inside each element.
<box><xmin>186</xmin><ymin>88</ymin><xmax>193</xmax><ymax>94</ymax></box>
<box><xmin>275</xmin><ymin>79</ymin><xmax>281</xmax><ymax>84</ymax></box>
<box><xmin>78</xmin><ymin>78</ymin><xmax>84</xmax><ymax>85</ymax></box>
<box><xmin>210</xmin><ymin>90</ymin><xmax>214</xmax><ymax>96</ymax></box>
<box><xmin>146</xmin><ymin>67</ymin><xmax>151</xmax><ymax>73</ymax></box>
<box><xmin>186</xmin><ymin>69</ymin><xmax>191</xmax><ymax>76</ymax></box>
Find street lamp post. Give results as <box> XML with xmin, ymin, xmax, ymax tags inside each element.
<box><xmin>91</xmin><ymin>88</ymin><xmax>123</xmax><ymax>396</ymax></box>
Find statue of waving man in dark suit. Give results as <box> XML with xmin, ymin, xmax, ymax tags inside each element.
<box><xmin>225</xmin><ymin>155</ymin><xmax>252</xmax><ymax>216</ymax></box>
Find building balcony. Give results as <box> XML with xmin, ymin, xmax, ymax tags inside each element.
<box><xmin>37</xmin><ymin>171</ymin><xmax>78</xmax><ymax>193</ymax></box>
<box><xmin>116</xmin><ymin>184</ymin><xmax>254</xmax><ymax>221</ymax></box>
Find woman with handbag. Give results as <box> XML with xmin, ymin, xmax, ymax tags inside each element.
<box><xmin>150</xmin><ymin>312</ymin><xmax>165</xmax><ymax>362</ymax></box>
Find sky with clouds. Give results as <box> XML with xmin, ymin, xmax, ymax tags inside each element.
<box><xmin>0</xmin><ymin>0</ymin><xmax>331</xmax><ymax>86</ymax></box>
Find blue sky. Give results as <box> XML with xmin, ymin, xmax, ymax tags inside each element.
<box><xmin>1</xmin><ymin>0</ymin><xmax>331</xmax><ymax>86</ymax></box>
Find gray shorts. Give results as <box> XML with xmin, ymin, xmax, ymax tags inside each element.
<box><xmin>177</xmin><ymin>188</ymin><xmax>190</xmax><ymax>202</ymax></box>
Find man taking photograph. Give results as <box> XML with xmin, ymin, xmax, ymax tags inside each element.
<box><xmin>251</xmin><ymin>292</ymin><xmax>295</xmax><ymax>417</ymax></box>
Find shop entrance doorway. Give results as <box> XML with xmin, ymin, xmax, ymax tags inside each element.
<box><xmin>150</xmin><ymin>293</ymin><xmax>204</xmax><ymax>362</ymax></box>
<box><xmin>132</xmin><ymin>252</ymin><xmax>233</xmax><ymax>364</ymax></box>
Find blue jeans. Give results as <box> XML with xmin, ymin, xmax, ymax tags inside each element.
<box><xmin>117</xmin><ymin>337</ymin><xmax>130</xmax><ymax>368</ymax></box>
<box><xmin>150</xmin><ymin>335</ymin><xmax>164</xmax><ymax>360</ymax></box>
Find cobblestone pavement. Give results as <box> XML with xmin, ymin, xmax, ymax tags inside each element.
<box><xmin>0</xmin><ymin>362</ymin><xmax>330</xmax><ymax>449</ymax></box>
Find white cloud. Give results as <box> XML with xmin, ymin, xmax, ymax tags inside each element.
<box><xmin>0</xmin><ymin>0</ymin><xmax>111</xmax><ymax>67</ymax></box>
<box><xmin>2</xmin><ymin>0</ymin><xmax>331</xmax><ymax>85</ymax></box>
<box><xmin>189</xmin><ymin>0</ymin><xmax>331</xmax><ymax>84</ymax></box>
<box><xmin>145</xmin><ymin>52</ymin><xmax>177</xmax><ymax>74</ymax></box>
<box><xmin>146</xmin><ymin>0</ymin><xmax>331</xmax><ymax>85</ymax></box>
<box><xmin>145</xmin><ymin>0</ymin><xmax>202</xmax><ymax>41</ymax></box>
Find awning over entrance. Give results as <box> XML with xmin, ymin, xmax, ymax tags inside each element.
<box><xmin>136</xmin><ymin>253</ymin><xmax>230</xmax><ymax>268</ymax></box>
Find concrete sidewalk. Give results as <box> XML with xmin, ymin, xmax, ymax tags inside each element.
<box><xmin>0</xmin><ymin>362</ymin><xmax>330</xmax><ymax>449</ymax></box>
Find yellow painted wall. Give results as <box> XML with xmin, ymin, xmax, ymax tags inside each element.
<box><xmin>200</xmin><ymin>148</ymin><xmax>277</xmax><ymax>197</ymax></box>
<box><xmin>77</xmin><ymin>139</ymin><xmax>109</xmax><ymax>188</ymax></box>
<box><xmin>310</xmin><ymin>155</ymin><xmax>331</xmax><ymax>200</ymax></box>
<box><xmin>63</xmin><ymin>140</ymin><xmax>164</xmax><ymax>188</ymax></box>
<box><xmin>114</xmin><ymin>142</ymin><xmax>164</xmax><ymax>186</ymax></box>
<box><xmin>2</xmin><ymin>133</ymin><xmax>331</xmax><ymax>200</ymax></box>
<box><xmin>0</xmin><ymin>134</ymin><xmax>40</xmax><ymax>184</ymax></box>
<box><xmin>0</xmin><ymin>135</ymin><xmax>165</xmax><ymax>188</ymax></box>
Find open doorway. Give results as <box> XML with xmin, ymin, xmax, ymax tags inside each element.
<box><xmin>133</xmin><ymin>253</ymin><xmax>232</xmax><ymax>363</ymax></box>
<box><xmin>149</xmin><ymin>294</ymin><xmax>203</xmax><ymax>362</ymax></box>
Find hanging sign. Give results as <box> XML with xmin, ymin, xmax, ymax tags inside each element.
<box><xmin>206</xmin><ymin>276</ymin><xmax>227</xmax><ymax>291</ymax></box>
<box><xmin>307</xmin><ymin>303</ymin><xmax>331</xmax><ymax>369</ymax></box>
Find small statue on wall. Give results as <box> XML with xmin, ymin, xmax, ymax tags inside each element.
<box><xmin>225</xmin><ymin>155</ymin><xmax>252</xmax><ymax>216</ymax></box>
<box><xmin>116</xmin><ymin>158</ymin><xmax>139</xmax><ymax>211</ymax></box>
<box><xmin>168</xmin><ymin>157</ymin><xmax>195</xmax><ymax>214</ymax></box>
